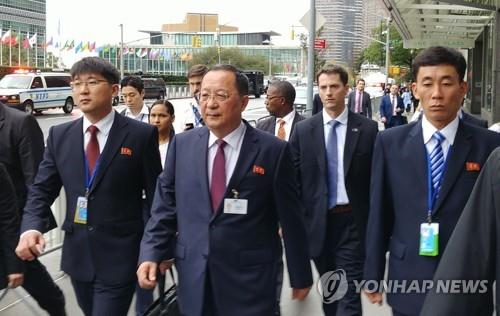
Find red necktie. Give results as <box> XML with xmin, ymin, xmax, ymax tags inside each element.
<box><xmin>86</xmin><ymin>125</ymin><xmax>100</xmax><ymax>175</ymax></box>
<box><xmin>210</xmin><ymin>139</ymin><xmax>227</xmax><ymax>212</ymax></box>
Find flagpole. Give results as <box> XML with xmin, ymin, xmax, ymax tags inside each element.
<box><xmin>27</xmin><ymin>32</ymin><xmax>30</xmax><ymax>67</ymax></box>
<box><xmin>43</xmin><ymin>35</ymin><xmax>46</xmax><ymax>68</ymax></box>
<box><xmin>9</xmin><ymin>29</ymin><xmax>12</xmax><ymax>66</ymax></box>
<box><xmin>18</xmin><ymin>29</ymin><xmax>21</xmax><ymax>67</ymax></box>
<box><xmin>35</xmin><ymin>34</ymin><xmax>38</xmax><ymax>68</ymax></box>
<box><xmin>0</xmin><ymin>28</ymin><xmax>3</xmax><ymax>66</ymax></box>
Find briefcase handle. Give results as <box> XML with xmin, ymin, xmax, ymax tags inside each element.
<box><xmin>158</xmin><ymin>267</ymin><xmax>176</xmax><ymax>309</ymax></box>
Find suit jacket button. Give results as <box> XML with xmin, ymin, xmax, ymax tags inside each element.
<box><xmin>87</xmin><ymin>226</ymin><xmax>95</xmax><ymax>232</ymax></box>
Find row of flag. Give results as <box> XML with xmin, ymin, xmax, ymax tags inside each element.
<box><xmin>1</xmin><ymin>30</ymin><xmax>37</xmax><ymax>48</ymax></box>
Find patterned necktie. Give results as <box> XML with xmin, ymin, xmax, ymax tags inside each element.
<box><xmin>326</xmin><ymin>120</ymin><xmax>340</xmax><ymax>209</ymax></box>
<box><xmin>356</xmin><ymin>92</ymin><xmax>361</xmax><ymax>113</ymax></box>
<box><xmin>86</xmin><ymin>125</ymin><xmax>100</xmax><ymax>176</ymax></box>
<box><xmin>192</xmin><ymin>105</ymin><xmax>204</xmax><ymax>127</ymax></box>
<box><xmin>210</xmin><ymin>139</ymin><xmax>227</xmax><ymax>212</ymax></box>
<box><xmin>429</xmin><ymin>131</ymin><xmax>445</xmax><ymax>197</ymax></box>
<box><xmin>277</xmin><ymin>119</ymin><xmax>286</xmax><ymax>140</ymax></box>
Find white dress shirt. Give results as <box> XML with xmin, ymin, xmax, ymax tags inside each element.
<box><xmin>422</xmin><ymin>114</ymin><xmax>459</xmax><ymax>162</ymax></box>
<box><xmin>83</xmin><ymin>109</ymin><xmax>115</xmax><ymax>154</ymax></box>
<box><xmin>123</xmin><ymin>104</ymin><xmax>149</xmax><ymax>123</ymax></box>
<box><xmin>208</xmin><ymin>121</ymin><xmax>246</xmax><ymax>188</ymax></box>
<box><xmin>322</xmin><ymin>107</ymin><xmax>349</xmax><ymax>205</ymax></box>
<box><xmin>159</xmin><ymin>142</ymin><xmax>169</xmax><ymax>170</ymax></box>
<box><xmin>274</xmin><ymin>110</ymin><xmax>296</xmax><ymax>141</ymax></box>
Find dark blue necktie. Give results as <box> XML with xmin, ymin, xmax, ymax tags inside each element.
<box><xmin>326</xmin><ymin>120</ymin><xmax>340</xmax><ymax>209</ymax></box>
<box><xmin>429</xmin><ymin>131</ymin><xmax>445</xmax><ymax>197</ymax></box>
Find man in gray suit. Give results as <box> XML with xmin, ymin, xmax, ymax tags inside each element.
<box><xmin>257</xmin><ymin>80</ymin><xmax>304</xmax><ymax>141</ymax></box>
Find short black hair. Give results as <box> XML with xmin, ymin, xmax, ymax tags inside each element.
<box><xmin>269</xmin><ymin>80</ymin><xmax>296</xmax><ymax>107</ymax></box>
<box><xmin>188</xmin><ymin>64</ymin><xmax>209</xmax><ymax>79</ymax></box>
<box><xmin>412</xmin><ymin>46</ymin><xmax>467</xmax><ymax>82</ymax></box>
<box><xmin>316</xmin><ymin>64</ymin><xmax>349</xmax><ymax>86</ymax></box>
<box><xmin>120</xmin><ymin>76</ymin><xmax>144</xmax><ymax>93</ymax></box>
<box><xmin>151</xmin><ymin>99</ymin><xmax>175</xmax><ymax>116</ymax></box>
<box><xmin>70</xmin><ymin>57</ymin><xmax>120</xmax><ymax>84</ymax></box>
<box><xmin>356</xmin><ymin>78</ymin><xmax>366</xmax><ymax>85</ymax></box>
<box><xmin>207</xmin><ymin>64</ymin><xmax>249</xmax><ymax>95</ymax></box>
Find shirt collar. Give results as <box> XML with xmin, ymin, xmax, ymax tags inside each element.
<box><xmin>208</xmin><ymin>121</ymin><xmax>246</xmax><ymax>150</ymax></box>
<box><xmin>83</xmin><ymin>109</ymin><xmax>115</xmax><ymax>136</ymax></box>
<box><xmin>124</xmin><ymin>104</ymin><xmax>149</xmax><ymax>117</ymax></box>
<box><xmin>322</xmin><ymin>106</ymin><xmax>348</xmax><ymax>126</ymax></box>
<box><xmin>275</xmin><ymin>110</ymin><xmax>296</xmax><ymax>125</ymax></box>
<box><xmin>421</xmin><ymin>113</ymin><xmax>459</xmax><ymax>145</ymax></box>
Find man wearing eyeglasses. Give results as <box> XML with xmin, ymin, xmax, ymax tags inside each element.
<box><xmin>138</xmin><ymin>64</ymin><xmax>313</xmax><ymax>316</ymax></box>
<box><xmin>16</xmin><ymin>57</ymin><xmax>162</xmax><ymax>315</ymax></box>
<box><xmin>257</xmin><ymin>80</ymin><xmax>305</xmax><ymax>142</ymax></box>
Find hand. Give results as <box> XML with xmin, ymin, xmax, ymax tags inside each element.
<box><xmin>278</xmin><ymin>228</ymin><xmax>283</xmax><ymax>238</ymax></box>
<box><xmin>380</xmin><ymin>117</ymin><xmax>387</xmax><ymax>123</ymax></box>
<box><xmin>159</xmin><ymin>260</ymin><xmax>174</xmax><ymax>275</ymax></box>
<box><xmin>7</xmin><ymin>273</ymin><xmax>24</xmax><ymax>288</ymax></box>
<box><xmin>363</xmin><ymin>290</ymin><xmax>383</xmax><ymax>305</ymax></box>
<box><xmin>137</xmin><ymin>261</ymin><xmax>158</xmax><ymax>289</ymax></box>
<box><xmin>16</xmin><ymin>231</ymin><xmax>45</xmax><ymax>261</ymax></box>
<box><xmin>292</xmin><ymin>287</ymin><xmax>311</xmax><ymax>300</ymax></box>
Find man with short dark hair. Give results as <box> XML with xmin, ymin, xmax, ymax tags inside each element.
<box><xmin>16</xmin><ymin>57</ymin><xmax>162</xmax><ymax>315</ymax></box>
<box><xmin>182</xmin><ymin>64</ymin><xmax>209</xmax><ymax>130</ymax></box>
<box><xmin>364</xmin><ymin>46</ymin><xmax>500</xmax><ymax>316</ymax></box>
<box><xmin>291</xmin><ymin>64</ymin><xmax>378</xmax><ymax>316</ymax></box>
<box><xmin>257</xmin><ymin>80</ymin><xmax>304</xmax><ymax>141</ymax></box>
<box><xmin>347</xmin><ymin>78</ymin><xmax>372</xmax><ymax>118</ymax></box>
<box><xmin>137</xmin><ymin>64</ymin><xmax>313</xmax><ymax>316</ymax></box>
<box><xmin>120</xmin><ymin>75</ymin><xmax>149</xmax><ymax>123</ymax></box>
<box><xmin>380</xmin><ymin>83</ymin><xmax>405</xmax><ymax>129</ymax></box>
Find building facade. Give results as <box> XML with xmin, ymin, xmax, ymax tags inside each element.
<box><xmin>0</xmin><ymin>0</ymin><xmax>46</xmax><ymax>67</ymax></box>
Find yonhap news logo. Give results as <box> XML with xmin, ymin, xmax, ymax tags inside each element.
<box><xmin>317</xmin><ymin>269</ymin><xmax>348</xmax><ymax>304</ymax></box>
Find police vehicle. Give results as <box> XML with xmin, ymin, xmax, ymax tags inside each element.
<box><xmin>0</xmin><ymin>70</ymin><xmax>74</xmax><ymax>115</ymax></box>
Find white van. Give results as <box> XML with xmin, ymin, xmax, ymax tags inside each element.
<box><xmin>0</xmin><ymin>71</ymin><xmax>74</xmax><ymax>115</ymax></box>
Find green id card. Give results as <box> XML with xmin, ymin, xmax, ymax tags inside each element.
<box><xmin>74</xmin><ymin>196</ymin><xmax>88</xmax><ymax>224</ymax></box>
<box><xmin>419</xmin><ymin>223</ymin><xmax>439</xmax><ymax>256</ymax></box>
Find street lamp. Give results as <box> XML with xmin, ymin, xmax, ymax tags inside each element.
<box><xmin>262</xmin><ymin>38</ymin><xmax>272</xmax><ymax>76</ymax></box>
<box><xmin>119</xmin><ymin>24</ymin><xmax>124</xmax><ymax>79</ymax></box>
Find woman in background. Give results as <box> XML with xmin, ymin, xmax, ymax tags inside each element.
<box><xmin>149</xmin><ymin>100</ymin><xmax>175</xmax><ymax>169</ymax></box>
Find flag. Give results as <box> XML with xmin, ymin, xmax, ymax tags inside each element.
<box><xmin>23</xmin><ymin>36</ymin><xmax>30</xmax><ymax>49</ymax></box>
<box><xmin>122</xmin><ymin>47</ymin><xmax>129</xmax><ymax>55</ymax></box>
<box><xmin>140</xmin><ymin>48</ymin><xmax>148</xmax><ymax>58</ymax></box>
<box><xmin>10</xmin><ymin>32</ymin><xmax>20</xmax><ymax>46</ymax></box>
<box><xmin>82</xmin><ymin>42</ymin><xmax>89</xmax><ymax>52</ymax></box>
<box><xmin>89</xmin><ymin>42</ymin><xmax>96</xmax><ymax>52</ymax></box>
<box><xmin>45</xmin><ymin>37</ymin><xmax>53</xmax><ymax>47</ymax></box>
<box><xmin>29</xmin><ymin>33</ymin><xmax>37</xmax><ymax>48</ymax></box>
<box><xmin>1</xmin><ymin>30</ymin><xmax>11</xmax><ymax>45</ymax></box>
<box><xmin>75</xmin><ymin>41</ymin><xmax>83</xmax><ymax>53</ymax></box>
<box><xmin>67</xmin><ymin>40</ymin><xmax>74</xmax><ymax>50</ymax></box>
<box><xmin>136</xmin><ymin>48</ymin><xmax>142</xmax><ymax>58</ymax></box>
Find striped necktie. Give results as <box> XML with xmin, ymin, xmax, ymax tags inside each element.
<box><xmin>429</xmin><ymin>131</ymin><xmax>445</xmax><ymax>197</ymax></box>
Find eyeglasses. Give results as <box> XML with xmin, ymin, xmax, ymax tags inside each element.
<box><xmin>70</xmin><ymin>79</ymin><xmax>109</xmax><ymax>90</ymax></box>
<box><xmin>199</xmin><ymin>91</ymin><xmax>231</xmax><ymax>103</ymax></box>
<box><xmin>265</xmin><ymin>95</ymin><xmax>283</xmax><ymax>101</ymax></box>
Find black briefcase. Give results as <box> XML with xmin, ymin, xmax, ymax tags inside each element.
<box><xmin>143</xmin><ymin>269</ymin><xmax>180</xmax><ymax>316</ymax></box>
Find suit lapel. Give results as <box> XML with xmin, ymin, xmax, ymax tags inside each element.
<box><xmin>195</xmin><ymin>127</ymin><xmax>213</xmax><ymax>217</ymax></box>
<box><xmin>267</xmin><ymin>118</ymin><xmax>276</xmax><ymax>135</ymax></box>
<box><xmin>211</xmin><ymin>123</ymin><xmax>260</xmax><ymax>220</ymax></box>
<box><xmin>89</xmin><ymin>113</ymin><xmax>128</xmax><ymax>193</ymax></box>
<box><xmin>71</xmin><ymin>118</ymin><xmax>86</xmax><ymax>187</ymax></box>
<box><xmin>0</xmin><ymin>105</ymin><xmax>5</xmax><ymax>131</ymax></box>
<box><xmin>407</xmin><ymin>123</ymin><xmax>427</xmax><ymax>189</ymax></box>
<box><xmin>343</xmin><ymin>112</ymin><xmax>361</xmax><ymax>176</ymax></box>
<box><xmin>433</xmin><ymin>121</ymin><xmax>472</xmax><ymax>213</ymax></box>
<box><xmin>311</xmin><ymin>114</ymin><xmax>327</xmax><ymax>174</ymax></box>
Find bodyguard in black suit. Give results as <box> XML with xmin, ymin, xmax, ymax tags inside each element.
<box><xmin>0</xmin><ymin>162</ymin><xmax>23</xmax><ymax>290</ymax></box>
<box><xmin>291</xmin><ymin>65</ymin><xmax>378</xmax><ymax>315</ymax></box>
<box><xmin>347</xmin><ymin>78</ymin><xmax>372</xmax><ymax>118</ymax></box>
<box><xmin>257</xmin><ymin>80</ymin><xmax>305</xmax><ymax>141</ymax></box>
<box><xmin>16</xmin><ymin>57</ymin><xmax>162</xmax><ymax>315</ymax></box>
<box><xmin>363</xmin><ymin>46</ymin><xmax>500</xmax><ymax>316</ymax></box>
<box><xmin>312</xmin><ymin>93</ymin><xmax>323</xmax><ymax>115</ymax></box>
<box><xmin>0</xmin><ymin>102</ymin><xmax>66</xmax><ymax>315</ymax></box>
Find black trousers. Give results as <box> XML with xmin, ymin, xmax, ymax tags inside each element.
<box><xmin>71</xmin><ymin>277</ymin><xmax>135</xmax><ymax>316</ymax></box>
<box><xmin>313</xmin><ymin>212</ymin><xmax>364</xmax><ymax>316</ymax></box>
<box><xmin>22</xmin><ymin>259</ymin><xmax>66</xmax><ymax>316</ymax></box>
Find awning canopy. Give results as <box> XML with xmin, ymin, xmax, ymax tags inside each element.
<box><xmin>380</xmin><ymin>0</ymin><xmax>499</xmax><ymax>48</ymax></box>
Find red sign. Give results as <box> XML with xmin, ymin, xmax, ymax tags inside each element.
<box><xmin>314</xmin><ymin>39</ymin><xmax>326</xmax><ymax>49</ymax></box>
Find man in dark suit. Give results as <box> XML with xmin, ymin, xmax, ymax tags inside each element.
<box><xmin>16</xmin><ymin>57</ymin><xmax>162</xmax><ymax>315</ymax></box>
<box><xmin>380</xmin><ymin>84</ymin><xmax>405</xmax><ymax>129</ymax></box>
<box><xmin>257</xmin><ymin>80</ymin><xmax>304</xmax><ymax>141</ymax></box>
<box><xmin>0</xmin><ymin>162</ymin><xmax>24</xmax><ymax>291</ymax></box>
<box><xmin>0</xmin><ymin>102</ymin><xmax>66</xmax><ymax>315</ymax></box>
<box><xmin>347</xmin><ymin>78</ymin><xmax>372</xmax><ymax>118</ymax></box>
<box><xmin>461</xmin><ymin>109</ymin><xmax>488</xmax><ymax>128</ymax></box>
<box><xmin>312</xmin><ymin>92</ymin><xmax>323</xmax><ymax>115</ymax></box>
<box><xmin>290</xmin><ymin>65</ymin><xmax>378</xmax><ymax>315</ymax></box>
<box><xmin>363</xmin><ymin>46</ymin><xmax>500</xmax><ymax>316</ymax></box>
<box><xmin>137</xmin><ymin>64</ymin><xmax>313</xmax><ymax>316</ymax></box>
